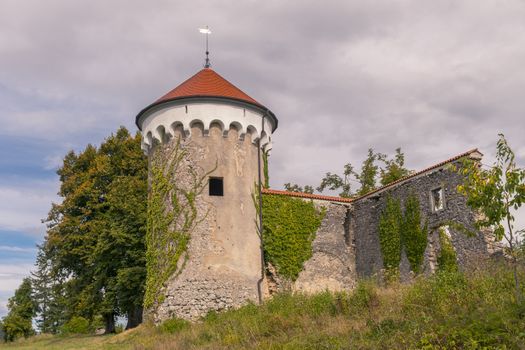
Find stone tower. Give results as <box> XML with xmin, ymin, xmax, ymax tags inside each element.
<box><xmin>135</xmin><ymin>67</ymin><xmax>278</xmax><ymax>322</ymax></box>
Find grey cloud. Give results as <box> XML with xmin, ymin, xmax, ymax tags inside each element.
<box><xmin>1</xmin><ymin>0</ymin><xmax>524</xmax><ymax>196</ymax></box>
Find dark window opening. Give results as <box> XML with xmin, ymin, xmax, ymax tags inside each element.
<box><xmin>209</xmin><ymin>177</ymin><xmax>224</xmax><ymax>196</ymax></box>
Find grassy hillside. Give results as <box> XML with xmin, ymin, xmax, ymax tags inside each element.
<box><xmin>1</xmin><ymin>263</ymin><xmax>524</xmax><ymax>350</ymax></box>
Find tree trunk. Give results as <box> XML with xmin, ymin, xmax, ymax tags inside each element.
<box><xmin>125</xmin><ymin>306</ymin><xmax>143</xmax><ymax>330</ymax></box>
<box><xmin>104</xmin><ymin>313</ymin><xmax>116</xmax><ymax>334</ymax></box>
<box><xmin>505</xmin><ymin>206</ymin><xmax>522</xmax><ymax>304</ymax></box>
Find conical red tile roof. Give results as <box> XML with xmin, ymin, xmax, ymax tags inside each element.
<box><xmin>136</xmin><ymin>67</ymin><xmax>278</xmax><ymax>131</ymax></box>
<box><xmin>155</xmin><ymin>68</ymin><xmax>262</xmax><ymax>106</ymax></box>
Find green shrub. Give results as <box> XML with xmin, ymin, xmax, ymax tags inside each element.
<box><xmin>159</xmin><ymin>318</ymin><xmax>190</xmax><ymax>334</ymax></box>
<box><xmin>403</xmin><ymin>270</ymin><xmax>468</xmax><ymax>317</ymax></box>
<box><xmin>115</xmin><ymin>324</ymin><xmax>124</xmax><ymax>334</ymax></box>
<box><xmin>401</xmin><ymin>267</ymin><xmax>525</xmax><ymax>348</ymax></box>
<box><xmin>60</xmin><ymin>316</ymin><xmax>90</xmax><ymax>335</ymax></box>
<box><xmin>306</xmin><ymin>291</ymin><xmax>337</xmax><ymax>316</ymax></box>
<box><xmin>346</xmin><ymin>281</ymin><xmax>379</xmax><ymax>314</ymax></box>
<box><xmin>437</xmin><ymin>228</ymin><xmax>458</xmax><ymax>272</ymax></box>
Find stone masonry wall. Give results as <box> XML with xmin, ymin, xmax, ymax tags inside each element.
<box><xmin>148</xmin><ymin>136</ymin><xmax>493</xmax><ymax>323</ymax></box>
<box><xmin>294</xmin><ymin>202</ymin><xmax>356</xmax><ymax>293</ymax></box>
<box><xmin>351</xmin><ymin>162</ymin><xmax>492</xmax><ymax>279</ymax></box>
<box><xmin>150</xmin><ymin>123</ymin><xmax>262</xmax><ymax>322</ymax></box>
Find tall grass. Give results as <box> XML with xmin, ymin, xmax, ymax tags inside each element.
<box><xmin>126</xmin><ymin>263</ymin><xmax>523</xmax><ymax>349</ymax></box>
<box><xmin>2</xmin><ymin>262</ymin><xmax>524</xmax><ymax>349</ymax></box>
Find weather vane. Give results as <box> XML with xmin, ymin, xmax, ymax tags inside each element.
<box><xmin>198</xmin><ymin>26</ymin><xmax>212</xmax><ymax>68</ymax></box>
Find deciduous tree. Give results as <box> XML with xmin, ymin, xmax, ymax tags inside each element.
<box><xmin>42</xmin><ymin>127</ymin><xmax>147</xmax><ymax>333</ymax></box>
<box><xmin>457</xmin><ymin>134</ymin><xmax>525</xmax><ymax>301</ymax></box>
<box><xmin>1</xmin><ymin>278</ymin><xmax>36</xmax><ymax>342</ymax></box>
<box><xmin>283</xmin><ymin>183</ymin><xmax>314</xmax><ymax>194</ymax></box>
<box><xmin>317</xmin><ymin>164</ymin><xmax>355</xmax><ymax>197</ymax></box>
<box><xmin>380</xmin><ymin>148</ymin><xmax>411</xmax><ymax>186</ymax></box>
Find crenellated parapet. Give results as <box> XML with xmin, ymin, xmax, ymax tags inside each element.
<box><xmin>137</xmin><ymin>99</ymin><xmax>275</xmax><ymax>154</ymax></box>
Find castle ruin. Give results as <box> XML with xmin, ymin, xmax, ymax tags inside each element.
<box><xmin>135</xmin><ymin>66</ymin><xmax>493</xmax><ymax>323</ymax></box>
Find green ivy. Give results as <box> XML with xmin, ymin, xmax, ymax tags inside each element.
<box><xmin>401</xmin><ymin>195</ymin><xmax>428</xmax><ymax>274</ymax></box>
<box><xmin>262</xmin><ymin>150</ymin><xmax>269</xmax><ymax>189</ymax></box>
<box><xmin>259</xmin><ymin>194</ymin><xmax>325</xmax><ymax>281</ymax></box>
<box><xmin>437</xmin><ymin>228</ymin><xmax>458</xmax><ymax>272</ymax></box>
<box><xmin>378</xmin><ymin>194</ymin><xmax>428</xmax><ymax>276</ymax></box>
<box><xmin>144</xmin><ymin>139</ymin><xmax>213</xmax><ymax>310</ymax></box>
<box><xmin>378</xmin><ymin>196</ymin><xmax>402</xmax><ymax>275</ymax></box>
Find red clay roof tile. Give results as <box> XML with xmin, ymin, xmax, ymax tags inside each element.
<box><xmin>261</xmin><ymin>148</ymin><xmax>482</xmax><ymax>204</ymax></box>
<box><xmin>352</xmin><ymin>148</ymin><xmax>482</xmax><ymax>201</ymax></box>
<box><xmin>135</xmin><ymin>67</ymin><xmax>279</xmax><ymax>130</ymax></box>
<box><xmin>155</xmin><ymin>68</ymin><xmax>262</xmax><ymax>106</ymax></box>
<box><xmin>261</xmin><ymin>188</ymin><xmax>354</xmax><ymax>203</ymax></box>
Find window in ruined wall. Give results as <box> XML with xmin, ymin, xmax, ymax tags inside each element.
<box><xmin>431</xmin><ymin>187</ymin><xmax>444</xmax><ymax>212</ymax></box>
<box><xmin>209</xmin><ymin>177</ymin><xmax>224</xmax><ymax>196</ymax></box>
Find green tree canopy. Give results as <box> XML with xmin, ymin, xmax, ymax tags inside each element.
<box><xmin>40</xmin><ymin>127</ymin><xmax>147</xmax><ymax>333</ymax></box>
<box><xmin>283</xmin><ymin>183</ymin><xmax>314</xmax><ymax>194</ymax></box>
<box><xmin>457</xmin><ymin>134</ymin><xmax>525</xmax><ymax>301</ymax></box>
<box><xmin>317</xmin><ymin>164</ymin><xmax>355</xmax><ymax>197</ymax></box>
<box><xmin>316</xmin><ymin>148</ymin><xmax>410</xmax><ymax>198</ymax></box>
<box><xmin>380</xmin><ymin>148</ymin><xmax>411</xmax><ymax>186</ymax></box>
<box><xmin>1</xmin><ymin>278</ymin><xmax>36</xmax><ymax>342</ymax></box>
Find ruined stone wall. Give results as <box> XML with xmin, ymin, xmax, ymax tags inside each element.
<box><xmin>262</xmin><ymin>198</ymin><xmax>356</xmax><ymax>294</ymax></box>
<box><xmin>151</xmin><ymin>123</ymin><xmax>262</xmax><ymax>322</ymax></box>
<box><xmin>351</xmin><ymin>163</ymin><xmax>492</xmax><ymax>280</ymax></box>
<box><xmin>293</xmin><ymin>202</ymin><xmax>356</xmax><ymax>292</ymax></box>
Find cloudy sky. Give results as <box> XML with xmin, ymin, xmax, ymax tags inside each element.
<box><xmin>1</xmin><ymin>0</ymin><xmax>525</xmax><ymax>317</ymax></box>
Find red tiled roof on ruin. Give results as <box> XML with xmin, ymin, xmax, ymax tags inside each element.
<box><xmin>261</xmin><ymin>148</ymin><xmax>482</xmax><ymax>204</ymax></box>
<box><xmin>262</xmin><ymin>188</ymin><xmax>354</xmax><ymax>203</ymax></box>
<box><xmin>352</xmin><ymin>148</ymin><xmax>482</xmax><ymax>202</ymax></box>
<box><xmin>155</xmin><ymin>68</ymin><xmax>262</xmax><ymax>107</ymax></box>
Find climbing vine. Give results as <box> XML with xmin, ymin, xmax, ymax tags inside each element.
<box><xmin>262</xmin><ymin>150</ymin><xmax>270</xmax><ymax>189</ymax></box>
<box><xmin>378</xmin><ymin>196</ymin><xmax>402</xmax><ymax>276</ymax></box>
<box><xmin>402</xmin><ymin>195</ymin><xmax>428</xmax><ymax>274</ymax></box>
<box><xmin>378</xmin><ymin>194</ymin><xmax>428</xmax><ymax>276</ymax></box>
<box><xmin>437</xmin><ymin>227</ymin><xmax>458</xmax><ymax>272</ymax></box>
<box><xmin>144</xmin><ymin>139</ymin><xmax>214</xmax><ymax>309</ymax></box>
<box><xmin>256</xmin><ymin>193</ymin><xmax>325</xmax><ymax>281</ymax></box>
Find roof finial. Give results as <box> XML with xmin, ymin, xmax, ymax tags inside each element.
<box><xmin>198</xmin><ymin>26</ymin><xmax>212</xmax><ymax>68</ymax></box>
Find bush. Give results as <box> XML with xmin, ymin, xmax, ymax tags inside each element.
<box><xmin>437</xmin><ymin>228</ymin><xmax>458</xmax><ymax>272</ymax></box>
<box><xmin>115</xmin><ymin>324</ymin><xmax>124</xmax><ymax>334</ymax></box>
<box><xmin>159</xmin><ymin>318</ymin><xmax>190</xmax><ymax>334</ymax></box>
<box><xmin>402</xmin><ymin>267</ymin><xmax>525</xmax><ymax>348</ymax></box>
<box><xmin>60</xmin><ymin>316</ymin><xmax>90</xmax><ymax>335</ymax></box>
<box><xmin>1</xmin><ymin>313</ymin><xmax>34</xmax><ymax>342</ymax></box>
<box><xmin>350</xmin><ymin>281</ymin><xmax>378</xmax><ymax>311</ymax></box>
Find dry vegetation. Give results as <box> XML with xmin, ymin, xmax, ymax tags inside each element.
<box><xmin>1</xmin><ymin>263</ymin><xmax>524</xmax><ymax>350</ymax></box>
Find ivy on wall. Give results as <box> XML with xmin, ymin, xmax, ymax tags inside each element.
<box><xmin>378</xmin><ymin>196</ymin><xmax>402</xmax><ymax>274</ymax></box>
<box><xmin>437</xmin><ymin>228</ymin><xmax>458</xmax><ymax>272</ymax></box>
<box><xmin>259</xmin><ymin>194</ymin><xmax>325</xmax><ymax>281</ymax></box>
<box><xmin>402</xmin><ymin>196</ymin><xmax>428</xmax><ymax>274</ymax></box>
<box><xmin>262</xmin><ymin>150</ymin><xmax>270</xmax><ymax>189</ymax></box>
<box><xmin>378</xmin><ymin>194</ymin><xmax>428</xmax><ymax>276</ymax></box>
<box><xmin>144</xmin><ymin>139</ymin><xmax>213</xmax><ymax>310</ymax></box>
